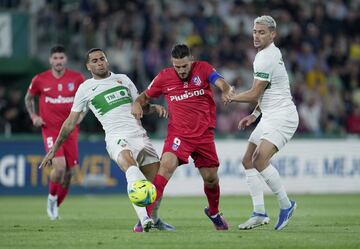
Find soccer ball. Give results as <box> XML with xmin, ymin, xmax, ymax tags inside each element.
<box><xmin>128</xmin><ymin>179</ymin><xmax>157</xmax><ymax>207</ymax></box>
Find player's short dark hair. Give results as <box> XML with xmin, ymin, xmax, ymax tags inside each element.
<box><xmin>86</xmin><ymin>48</ymin><xmax>106</xmax><ymax>63</ymax></box>
<box><xmin>50</xmin><ymin>45</ymin><xmax>66</xmax><ymax>55</ymax></box>
<box><xmin>171</xmin><ymin>44</ymin><xmax>191</xmax><ymax>59</ymax></box>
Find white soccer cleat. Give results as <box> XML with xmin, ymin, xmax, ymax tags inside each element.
<box><xmin>47</xmin><ymin>194</ymin><xmax>59</xmax><ymax>220</ymax></box>
<box><xmin>141</xmin><ymin>216</ymin><xmax>154</xmax><ymax>232</ymax></box>
<box><xmin>238</xmin><ymin>212</ymin><xmax>270</xmax><ymax>230</ymax></box>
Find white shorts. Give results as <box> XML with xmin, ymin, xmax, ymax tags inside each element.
<box><xmin>249</xmin><ymin>110</ymin><xmax>299</xmax><ymax>150</ymax></box>
<box><xmin>106</xmin><ymin>134</ymin><xmax>159</xmax><ymax>167</ymax></box>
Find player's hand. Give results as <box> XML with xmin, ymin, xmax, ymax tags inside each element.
<box><xmin>222</xmin><ymin>86</ymin><xmax>235</xmax><ymax>105</ymax></box>
<box><xmin>39</xmin><ymin>149</ymin><xmax>55</xmax><ymax>168</ymax></box>
<box><xmin>31</xmin><ymin>114</ymin><xmax>46</xmax><ymax>127</ymax></box>
<box><xmin>131</xmin><ymin>102</ymin><xmax>143</xmax><ymax>119</ymax></box>
<box><xmin>238</xmin><ymin>114</ymin><xmax>257</xmax><ymax>130</ymax></box>
<box><xmin>153</xmin><ymin>104</ymin><xmax>168</xmax><ymax>118</ymax></box>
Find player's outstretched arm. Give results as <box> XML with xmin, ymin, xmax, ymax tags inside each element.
<box><xmin>132</xmin><ymin>92</ymin><xmax>151</xmax><ymax>120</ymax></box>
<box><xmin>230</xmin><ymin>79</ymin><xmax>267</xmax><ymax>103</ymax></box>
<box><xmin>76</xmin><ymin>110</ymin><xmax>89</xmax><ymax>125</ymax></box>
<box><xmin>39</xmin><ymin>111</ymin><xmax>81</xmax><ymax>168</ymax></box>
<box><xmin>214</xmin><ymin>78</ymin><xmax>234</xmax><ymax>105</ymax></box>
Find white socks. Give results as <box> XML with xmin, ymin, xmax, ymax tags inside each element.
<box><xmin>125</xmin><ymin>166</ymin><xmax>148</xmax><ymax>222</ymax></box>
<box><xmin>125</xmin><ymin>165</ymin><xmax>146</xmax><ymax>185</ymax></box>
<box><xmin>260</xmin><ymin>164</ymin><xmax>291</xmax><ymax>209</ymax></box>
<box><xmin>244</xmin><ymin>168</ymin><xmax>266</xmax><ymax>214</ymax></box>
<box><xmin>245</xmin><ymin>164</ymin><xmax>291</xmax><ymax>211</ymax></box>
<box><xmin>48</xmin><ymin>194</ymin><xmax>57</xmax><ymax>201</ymax></box>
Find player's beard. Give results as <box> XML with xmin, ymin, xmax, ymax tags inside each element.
<box><xmin>180</xmin><ymin>73</ymin><xmax>187</xmax><ymax>80</ymax></box>
<box><xmin>54</xmin><ymin>64</ymin><xmax>65</xmax><ymax>73</ymax></box>
<box><xmin>177</xmin><ymin>71</ymin><xmax>189</xmax><ymax>81</ymax></box>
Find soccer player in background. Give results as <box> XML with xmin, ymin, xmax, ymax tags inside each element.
<box><xmin>25</xmin><ymin>45</ymin><xmax>85</xmax><ymax>220</ymax></box>
<box><xmin>39</xmin><ymin>48</ymin><xmax>174</xmax><ymax>232</ymax></box>
<box><xmin>229</xmin><ymin>16</ymin><xmax>298</xmax><ymax>231</ymax></box>
<box><xmin>132</xmin><ymin>44</ymin><xmax>233</xmax><ymax>230</ymax></box>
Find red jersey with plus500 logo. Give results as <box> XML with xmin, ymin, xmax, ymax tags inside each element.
<box><xmin>28</xmin><ymin>69</ymin><xmax>85</xmax><ymax>130</ymax></box>
<box><xmin>146</xmin><ymin>61</ymin><xmax>221</xmax><ymax>138</ymax></box>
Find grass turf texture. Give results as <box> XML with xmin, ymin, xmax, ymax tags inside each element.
<box><xmin>0</xmin><ymin>194</ymin><xmax>359</xmax><ymax>249</ymax></box>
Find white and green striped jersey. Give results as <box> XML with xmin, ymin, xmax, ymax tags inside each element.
<box><xmin>72</xmin><ymin>72</ymin><xmax>146</xmax><ymax>139</ymax></box>
<box><xmin>253</xmin><ymin>42</ymin><xmax>296</xmax><ymax>117</ymax></box>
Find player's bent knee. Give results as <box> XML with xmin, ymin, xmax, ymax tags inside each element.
<box><xmin>117</xmin><ymin>150</ymin><xmax>137</xmax><ymax>172</ymax></box>
<box><xmin>204</xmin><ymin>177</ymin><xmax>218</xmax><ymax>187</ymax></box>
<box><xmin>252</xmin><ymin>152</ymin><xmax>268</xmax><ymax>170</ymax></box>
<box><xmin>203</xmin><ymin>173</ymin><xmax>219</xmax><ymax>186</ymax></box>
<box><xmin>158</xmin><ymin>164</ymin><xmax>176</xmax><ymax>179</ymax></box>
<box><xmin>159</xmin><ymin>153</ymin><xmax>178</xmax><ymax>178</ymax></box>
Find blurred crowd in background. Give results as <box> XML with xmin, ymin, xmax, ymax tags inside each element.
<box><xmin>0</xmin><ymin>0</ymin><xmax>359</xmax><ymax>137</ymax></box>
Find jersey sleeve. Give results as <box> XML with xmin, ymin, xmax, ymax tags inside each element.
<box><xmin>202</xmin><ymin>61</ymin><xmax>223</xmax><ymax>85</ymax></box>
<box><xmin>145</xmin><ymin>73</ymin><xmax>163</xmax><ymax>98</ymax></box>
<box><xmin>71</xmin><ymin>84</ymin><xmax>89</xmax><ymax>112</ymax></box>
<box><xmin>253</xmin><ymin>53</ymin><xmax>273</xmax><ymax>82</ymax></box>
<box><xmin>28</xmin><ymin>75</ymin><xmax>41</xmax><ymax>96</ymax></box>
<box><xmin>123</xmin><ymin>75</ymin><xmax>139</xmax><ymax>102</ymax></box>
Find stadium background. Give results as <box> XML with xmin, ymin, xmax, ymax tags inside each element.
<box><xmin>0</xmin><ymin>0</ymin><xmax>359</xmax><ymax>195</ymax></box>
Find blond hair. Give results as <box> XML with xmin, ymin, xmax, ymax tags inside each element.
<box><xmin>254</xmin><ymin>15</ymin><xmax>277</xmax><ymax>31</ymax></box>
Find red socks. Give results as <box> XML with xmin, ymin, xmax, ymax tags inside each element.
<box><xmin>49</xmin><ymin>180</ymin><xmax>69</xmax><ymax>207</ymax></box>
<box><xmin>49</xmin><ymin>181</ymin><xmax>59</xmax><ymax>196</ymax></box>
<box><xmin>146</xmin><ymin>175</ymin><xmax>220</xmax><ymax>216</ymax></box>
<box><xmin>57</xmin><ymin>185</ymin><xmax>69</xmax><ymax>207</ymax></box>
<box><xmin>204</xmin><ymin>184</ymin><xmax>220</xmax><ymax>216</ymax></box>
<box><xmin>146</xmin><ymin>174</ymin><xmax>168</xmax><ymax>216</ymax></box>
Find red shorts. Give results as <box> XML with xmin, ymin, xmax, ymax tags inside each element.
<box><xmin>162</xmin><ymin>129</ymin><xmax>219</xmax><ymax>168</ymax></box>
<box><xmin>42</xmin><ymin>127</ymin><xmax>79</xmax><ymax>168</ymax></box>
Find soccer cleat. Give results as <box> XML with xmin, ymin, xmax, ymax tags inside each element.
<box><xmin>47</xmin><ymin>194</ymin><xmax>59</xmax><ymax>220</ymax></box>
<box><xmin>204</xmin><ymin>207</ymin><xmax>229</xmax><ymax>230</ymax></box>
<box><xmin>238</xmin><ymin>212</ymin><xmax>270</xmax><ymax>230</ymax></box>
<box><xmin>133</xmin><ymin>221</ymin><xmax>143</xmax><ymax>233</ymax></box>
<box><xmin>141</xmin><ymin>216</ymin><xmax>154</xmax><ymax>232</ymax></box>
<box><xmin>153</xmin><ymin>218</ymin><xmax>176</xmax><ymax>231</ymax></box>
<box><xmin>275</xmin><ymin>200</ymin><xmax>297</xmax><ymax>231</ymax></box>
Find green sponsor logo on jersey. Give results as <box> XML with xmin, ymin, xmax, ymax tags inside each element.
<box><xmin>91</xmin><ymin>86</ymin><xmax>132</xmax><ymax>115</ymax></box>
<box><xmin>255</xmin><ymin>72</ymin><xmax>270</xmax><ymax>79</ymax></box>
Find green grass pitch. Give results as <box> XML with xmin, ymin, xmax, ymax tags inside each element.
<box><xmin>0</xmin><ymin>194</ymin><xmax>359</xmax><ymax>249</ymax></box>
